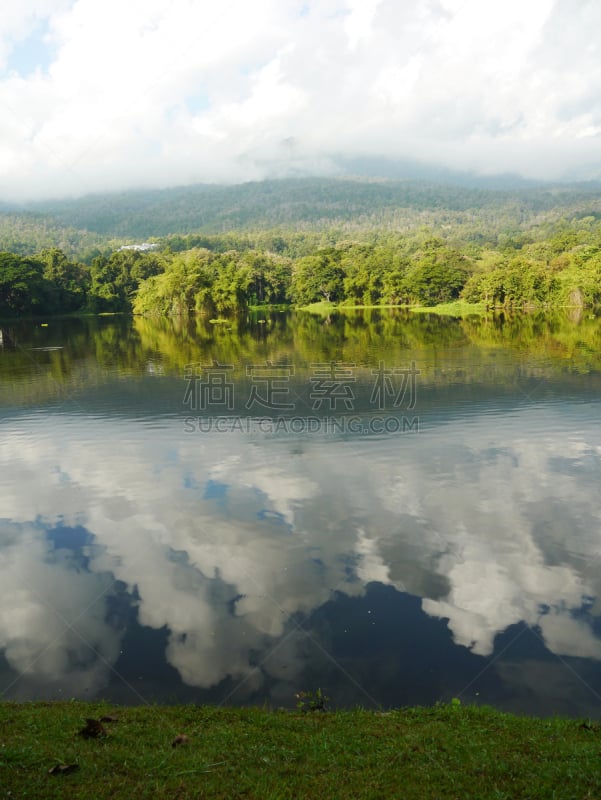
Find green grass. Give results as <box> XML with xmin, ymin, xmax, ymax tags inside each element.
<box><xmin>297</xmin><ymin>301</ymin><xmax>411</xmax><ymax>313</ymax></box>
<box><xmin>296</xmin><ymin>300</ymin><xmax>339</xmax><ymax>313</ymax></box>
<box><xmin>410</xmin><ymin>300</ymin><xmax>488</xmax><ymax>317</ymax></box>
<box><xmin>1</xmin><ymin>702</ymin><xmax>601</xmax><ymax>799</ymax></box>
<box><xmin>248</xmin><ymin>304</ymin><xmax>289</xmax><ymax>312</ymax></box>
<box><xmin>297</xmin><ymin>300</ymin><xmax>486</xmax><ymax>316</ymax></box>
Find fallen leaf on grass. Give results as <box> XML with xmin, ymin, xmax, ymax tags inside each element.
<box><xmin>172</xmin><ymin>734</ymin><xmax>190</xmax><ymax>748</ymax></box>
<box><xmin>48</xmin><ymin>763</ymin><xmax>79</xmax><ymax>776</ymax></box>
<box><xmin>78</xmin><ymin>718</ymin><xmax>107</xmax><ymax>739</ymax></box>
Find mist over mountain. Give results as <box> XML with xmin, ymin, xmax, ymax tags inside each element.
<box><xmin>2</xmin><ymin>1</ymin><xmax>601</xmax><ymax>202</ymax></box>
<box><xmin>333</xmin><ymin>158</ymin><xmax>548</xmax><ymax>190</ymax></box>
<box><xmin>3</xmin><ymin>174</ymin><xmax>597</xmax><ymax>238</ymax></box>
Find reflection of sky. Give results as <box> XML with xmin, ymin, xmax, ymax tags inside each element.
<box><xmin>1</xmin><ymin>400</ymin><xmax>601</xmax><ymax>712</ymax></box>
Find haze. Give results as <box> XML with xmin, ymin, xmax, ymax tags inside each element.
<box><xmin>1</xmin><ymin>0</ymin><xmax>600</xmax><ymax>201</ymax></box>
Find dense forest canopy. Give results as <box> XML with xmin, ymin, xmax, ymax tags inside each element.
<box><xmin>4</xmin><ymin>177</ymin><xmax>601</xmax><ymax>248</ymax></box>
<box><xmin>1</xmin><ymin>177</ymin><xmax>601</xmax><ymax>317</ymax></box>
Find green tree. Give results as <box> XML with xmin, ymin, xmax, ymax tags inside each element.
<box><xmin>0</xmin><ymin>253</ymin><xmax>52</xmax><ymax>316</ymax></box>
<box><xmin>241</xmin><ymin>251</ymin><xmax>292</xmax><ymax>305</ymax></box>
<box><xmin>89</xmin><ymin>250</ymin><xmax>165</xmax><ymax>311</ymax></box>
<box><xmin>462</xmin><ymin>258</ymin><xmax>560</xmax><ymax>307</ymax></box>
<box><xmin>134</xmin><ymin>250</ymin><xmax>214</xmax><ymax>316</ymax></box>
<box><xmin>210</xmin><ymin>253</ymin><xmax>252</xmax><ymax>313</ymax></box>
<box><xmin>38</xmin><ymin>248</ymin><xmax>90</xmax><ymax>312</ymax></box>
<box><xmin>403</xmin><ymin>239</ymin><xmax>469</xmax><ymax>304</ymax></box>
<box><xmin>289</xmin><ymin>249</ymin><xmax>345</xmax><ymax>304</ymax></box>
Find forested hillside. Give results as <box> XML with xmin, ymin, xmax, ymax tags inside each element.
<box><xmin>1</xmin><ymin>177</ymin><xmax>601</xmax><ymax>317</ymax></box>
<box><xmin>3</xmin><ymin>177</ymin><xmax>601</xmax><ymax>246</ymax></box>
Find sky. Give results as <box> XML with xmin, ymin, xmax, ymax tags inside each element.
<box><xmin>1</xmin><ymin>407</ymin><xmax>601</xmax><ymax>705</ymax></box>
<box><xmin>0</xmin><ymin>0</ymin><xmax>600</xmax><ymax>200</ymax></box>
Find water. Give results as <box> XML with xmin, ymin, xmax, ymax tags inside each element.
<box><xmin>1</xmin><ymin>309</ymin><xmax>601</xmax><ymax>716</ymax></box>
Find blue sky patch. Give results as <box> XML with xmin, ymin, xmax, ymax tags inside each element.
<box><xmin>183</xmin><ymin>472</ymin><xmax>200</xmax><ymax>490</ymax></box>
<box><xmin>46</xmin><ymin>523</ymin><xmax>92</xmax><ymax>552</ymax></box>
<box><xmin>185</xmin><ymin>91</ymin><xmax>210</xmax><ymax>114</ymax></box>
<box><xmin>5</xmin><ymin>19</ymin><xmax>56</xmax><ymax>78</ymax></box>
<box><xmin>203</xmin><ymin>479</ymin><xmax>228</xmax><ymax>500</ymax></box>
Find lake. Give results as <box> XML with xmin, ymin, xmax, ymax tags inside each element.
<box><xmin>1</xmin><ymin>308</ymin><xmax>601</xmax><ymax>717</ymax></box>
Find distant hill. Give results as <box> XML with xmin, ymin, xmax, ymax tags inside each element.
<box><xmin>2</xmin><ymin>176</ymin><xmax>601</xmax><ymax>256</ymax></box>
<box><xmin>19</xmin><ymin>178</ymin><xmax>601</xmax><ymax>234</ymax></box>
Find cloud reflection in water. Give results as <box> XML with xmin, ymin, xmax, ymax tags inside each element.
<box><xmin>0</xmin><ymin>404</ymin><xmax>600</xmax><ymax>709</ymax></box>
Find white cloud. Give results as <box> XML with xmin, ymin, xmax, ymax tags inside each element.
<box><xmin>0</xmin><ymin>519</ymin><xmax>122</xmax><ymax>698</ymax></box>
<box><xmin>344</xmin><ymin>0</ymin><xmax>382</xmax><ymax>49</ymax></box>
<box><xmin>0</xmin><ymin>0</ymin><xmax>599</xmax><ymax>199</ymax></box>
<box><xmin>1</xmin><ymin>403</ymin><xmax>601</xmax><ymax>703</ymax></box>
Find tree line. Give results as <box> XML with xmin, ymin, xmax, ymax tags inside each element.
<box><xmin>2</xmin><ymin>222</ymin><xmax>601</xmax><ymax>318</ymax></box>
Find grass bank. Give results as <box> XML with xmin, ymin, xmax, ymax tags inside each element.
<box><xmin>297</xmin><ymin>301</ymin><xmax>410</xmax><ymax>313</ymax></box>
<box><xmin>410</xmin><ymin>300</ymin><xmax>488</xmax><ymax>317</ymax></box>
<box><xmin>297</xmin><ymin>300</ymin><xmax>486</xmax><ymax>316</ymax></box>
<box><xmin>1</xmin><ymin>702</ymin><xmax>600</xmax><ymax>799</ymax></box>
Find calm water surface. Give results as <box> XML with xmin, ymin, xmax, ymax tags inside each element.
<box><xmin>1</xmin><ymin>309</ymin><xmax>601</xmax><ymax>716</ymax></box>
